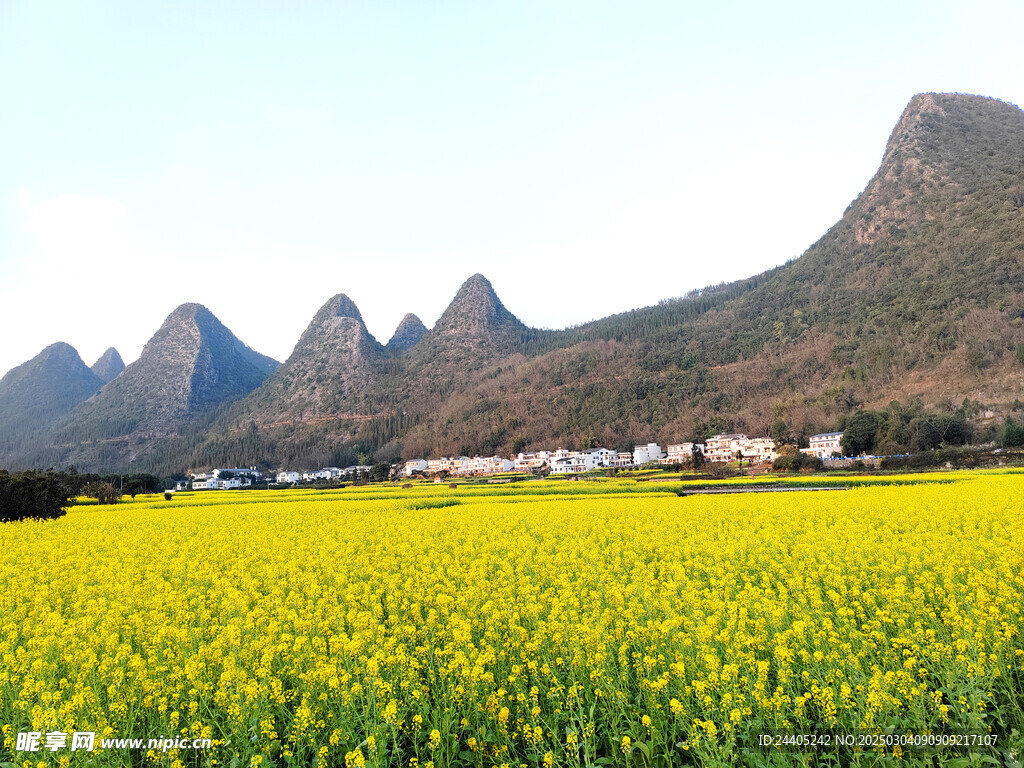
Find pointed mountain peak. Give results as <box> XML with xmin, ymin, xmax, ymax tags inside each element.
<box><xmin>140</xmin><ymin>302</ymin><xmax>278</xmax><ymax>387</ymax></box>
<box><xmin>0</xmin><ymin>342</ymin><xmax>104</xmax><ymax>454</ymax></box>
<box><xmin>3</xmin><ymin>342</ymin><xmax>94</xmax><ymax>383</ymax></box>
<box><xmin>313</xmin><ymin>293</ymin><xmax>365</xmax><ymax>325</ymax></box>
<box><xmin>57</xmin><ymin>304</ymin><xmax>279</xmax><ymax>448</ymax></box>
<box><xmin>411</xmin><ymin>275</ymin><xmax>528</xmax><ymax>364</ymax></box>
<box><xmin>143</xmin><ymin>303</ymin><xmax>217</xmax><ymax>354</ymax></box>
<box><xmin>91</xmin><ymin>347</ymin><xmax>125</xmax><ymax>383</ymax></box>
<box><xmin>452</xmin><ymin>273</ymin><xmax>500</xmax><ymax>305</ymax></box>
<box><xmin>36</xmin><ymin>341</ymin><xmax>85</xmax><ymax>363</ymax></box>
<box><xmin>387</xmin><ymin>313</ymin><xmax>428</xmax><ymax>352</ymax></box>
<box><xmin>849</xmin><ymin>92</ymin><xmax>1024</xmax><ymax>246</ymax></box>
<box><xmin>292</xmin><ymin>293</ymin><xmax>377</xmax><ymax>357</ymax></box>
<box><xmin>879</xmin><ymin>93</ymin><xmax>1024</xmax><ymax>177</ymax></box>
<box><xmin>164</xmin><ymin>302</ymin><xmax>213</xmax><ymax>324</ymax></box>
<box><xmin>435</xmin><ymin>274</ymin><xmax>526</xmax><ymax>335</ymax></box>
<box><xmin>247</xmin><ymin>292</ymin><xmax>385</xmax><ymax>423</ymax></box>
<box><xmin>143</xmin><ymin>303</ymin><xmax>226</xmax><ymax>349</ymax></box>
<box><xmin>463</xmin><ymin>272</ymin><xmax>492</xmax><ymax>288</ymax></box>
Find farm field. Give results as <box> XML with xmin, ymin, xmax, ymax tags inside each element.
<box><xmin>2</xmin><ymin>471</ymin><xmax>1023</xmax><ymax>767</ymax></box>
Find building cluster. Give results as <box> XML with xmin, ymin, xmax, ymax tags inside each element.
<box><xmin>703</xmin><ymin>434</ymin><xmax>777</xmax><ymax>463</ymax></box>
<box><xmin>180</xmin><ymin>467</ymin><xmax>262</xmax><ymax>491</ymax></box>
<box><xmin>181</xmin><ymin>464</ymin><xmax>375</xmax><ymax>491</ymax></box>
<box><xmin>275</xmin><ymin>465</ymin><xmax>373</xmax><ymax>484</ymax></box>
<box><xmin>401</xmin><ymin>432</ymin><xmax>846</xmax><ymax>478</ymax></box>
<box><xmin>183</xmin><ymin>432</ymin><xmax>847</xmax><ymax>490</ymax></box>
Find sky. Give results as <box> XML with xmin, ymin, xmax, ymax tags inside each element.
<box><xmin>2</xmin><ymin>0</ymin><xmax>1024</xmax><ymax>377</ymax></box>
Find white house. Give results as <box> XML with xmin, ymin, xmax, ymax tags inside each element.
<box><xmin>426</xmin><ymin>457</ymin><xmax>469</xmax><ymax>475</ymax></box>
<box><xmin>404</xmin><ymin>459</ymin><xmax>428</xmax><ymax>476</ymax></box>
<box><xmin>611</xmin><ymin>451</ymin><xmax>634</xmax><ymax>468</ymax></box>
<box><xmin>802</xmin><ymin>432</ymin><xmax>844</xmax><ymax>459</ymax></box>
<box><xmin>469</xmin><ymin>456</ymin><xmax>514</xmax><ymax>474</ymax></box>
<box><xmin>550</xmin><ymin>448</ymin><xmax>616</xmax><ymax>473</ymax></box>
<box><xmin>704</xmin><ymin>434</ymin><xmax>777</xmax><ymax>463</ymax></box>
<box><xmin>276</xmin><ymin>471</ymin><xmax>300</xmax><ymax>484</ymax></box>
<box><xmin>704</xmin><ymin>434</ymin><xmax>747</xmax><ymax>462</ymax></box>
<box><xmin>212</xmin><ymin>467</ymin><xmax>262</xmax><ymax>481</ymax></box>
<box><xmin>514</xmin><ymin>451</ymin><xmax>551</xmax><ymax>472</ymax></box>
<box><xmin>427</xmin><ymin>457</ymin><xmax>451</xmax><ymax>474</ymax></box>
<box><xmin>665</xmin><ymin>443</ymin><xmax>695</xmax><ymax>463</ymax></box>
<box><xmin>740</xmin><ymin>437</ymin><xmax>777</xmax><ymax>464</ymax></box>
<box><xmin>633</xmin><ymin>443</ymin><xmax>665</xmax><ymax>465</ymax></box>
<box><xmin>192</xmin><ymin>476</ymin><xmax>246</xmax><ymax>490</ymax></box>
<box><xmin>550</xmin><ymin>455</ymin><xmax>586</xmax><ymax>474</ymax></box>
<box><xmin>579</xmin><ymin>447</ymin><xmax>616</xmax><ymax>469</ymax></box>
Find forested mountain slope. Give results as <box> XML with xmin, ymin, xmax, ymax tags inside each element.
<box><xmin>393</xmin><ymin>93</ymin><xmax>1024</xmax><ymax>458</ymax></box>
<box><xmin>4</xmin><ymin>93</ymin><xmax>1023</xmax><ymax>473</ymax></box>
<box><xmin>0</xmin><ymin>343</ymin><xmax>105</xmax><ymax>462</ymax></box>
<box><xmin>14</xmin><ymin>304</ymin><xmax>279</xmax><ymax>471</ymax></box>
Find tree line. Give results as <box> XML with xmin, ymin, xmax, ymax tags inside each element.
<box><xmin>0</xmin><ymin>470</ymin><xmax>71</xmax><ymax>522</ymax></box>
<box><xmin>0</xmin><ymin>468</ymin><xmax>166</xmax><ymax>524</ymax></box>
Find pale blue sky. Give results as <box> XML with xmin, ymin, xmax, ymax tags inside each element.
<box><xmin>2</xmin><ymin>0</ymin><xmax>1023</xmax><ymax>376</ymax></box>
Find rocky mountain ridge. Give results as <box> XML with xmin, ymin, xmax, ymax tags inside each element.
<box><xmin>6</xmin><ymin>304</ymin><xmax>279</xmax><ymax>469</ymax></box>
<box><xmin>3</xmin><ymin>92</ymin><xmax>1023</xmax><ymax>472</ymax></box>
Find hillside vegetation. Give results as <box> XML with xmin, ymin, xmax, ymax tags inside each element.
<box><xmin>0</xmin><ymin>343</ymin><xmax>104</xmax><ymax>460</ymax></box>
<box><xmin>2</xmin><ymin>93</ymin><xmax>1023</xmax><ymax>473</ymax></box>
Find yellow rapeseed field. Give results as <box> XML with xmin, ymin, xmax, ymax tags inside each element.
<box><xmin>1</xmin><ymin>472</ymin><xmax>1023</xmax><ymax>767</ymax></box>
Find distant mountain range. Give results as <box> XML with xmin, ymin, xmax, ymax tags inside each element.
<box><xmin>2</xmin><ymin>92</ymin><xmax>1023</xmax><ymax>474</ymax></box>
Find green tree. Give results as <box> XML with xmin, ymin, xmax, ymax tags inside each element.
<box><xmin>691</xmin><ymin>446</ymin><xmax>704</xmax><ymax>470</ymax></box>
<box><xmin>0</xmin><ymin>471</ymin><xmax>71</xmax><ymax>522</ymax></box>
<box><xmin>1005</xmin><ymin>420</ymin><xmax>1024</xmax><ymax>447</ymax></box>
<box><xmin>84</xmin><ymin>481</ymin><xmax>122</xmax><ymax>505</ymax></box>
<box><xmin>841</xmin><ymin>410</ymin><xmax>881</xmax><ymax>456</ymax></box>
<box><xmin>123</xmin><ymin>479</ymin><xmax>144</xmax><ymax>499</ymax></box>
<box><xmin>370</xmin><ymin>463</ymin><xmax>392</xmax><ymax>483</ymax></box>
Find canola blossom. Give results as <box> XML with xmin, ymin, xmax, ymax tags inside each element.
<box><xmin>1</xmin><ymin>472</ymin><xmax>1023</xmax><ymax>766</ymax></box>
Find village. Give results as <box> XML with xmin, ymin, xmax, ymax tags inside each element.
<box><xmin>399</xmin><ymin>431</ymin><xmax>845</xmax><ymax>477</ymax></box>
<box><xmin>179</xmin><ymin>432</ymin><xmax>847</xmax><ymax>489</ymax></box>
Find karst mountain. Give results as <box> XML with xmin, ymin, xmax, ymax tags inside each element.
<box><xmin>3</xmin><ymin>93</ymin><xmax>1023</xmax><ymax>472</ymax></box>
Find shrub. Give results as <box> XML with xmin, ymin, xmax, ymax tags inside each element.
<box><xmin>84</xmin><ymin>481</ymin><xmax>122</xmax><ymax>505</ymax></box>
<box><xmin>1004</xmin><ymin>420</ymin><xmax>1024</xmax><ymax>447</ymax></box>
<box><xmin>0</xmin><ymin>470</ymin><xmax>71</xmax><ymax>523</ymax></box>
<box><xmin>773</xmin><ymin>453</ymin><xmax>822</xmax><ymax>472</ymax></box>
